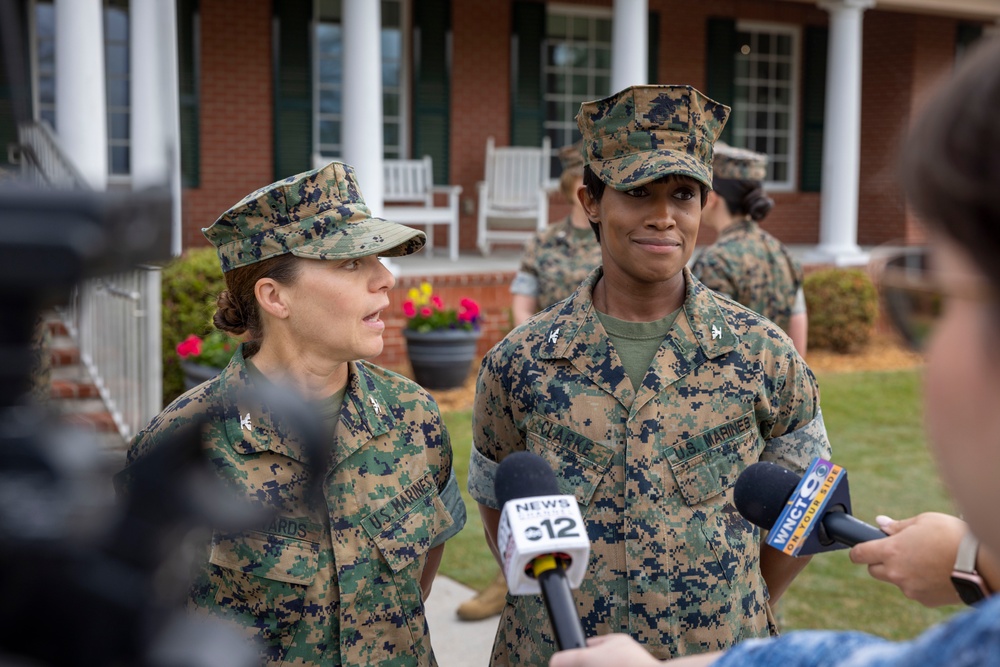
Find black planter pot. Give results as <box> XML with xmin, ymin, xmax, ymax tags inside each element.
<box><xmin>403</xmin><ymin>328</ymin><xmax>482</xmax><ymax>390</ymax></box>
<box><xmin>180</xmin><ymin>360</ymin><xmax>223</xmax><ymax>390</ymax></box>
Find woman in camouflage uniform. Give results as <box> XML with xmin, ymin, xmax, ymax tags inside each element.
<box><xmin>458</xmin><ymin>143</ymin><xmax>603</xmax><ymax>622</ymax></box>
<box><xmin>121</xmin><ymin>162</ymin><xmax>466</xmax><ymax>666</ymax></box>
<box><xmin>469</xmin><ymin>85</ymin><xmax>830</xmax><ymax>665</ymax></box>
<box><xmin>690</xmin><ymin>144</ymin><xmax>807</xmax><ymax>356</ymax></box>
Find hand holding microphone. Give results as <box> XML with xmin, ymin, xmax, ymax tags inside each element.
<box><xmin>495</xmin><ymin>451</ymin><xmax>589</xmax><ymax>651</ymax></box>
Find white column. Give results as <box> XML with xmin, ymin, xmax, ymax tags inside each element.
<box><xmin>815</xmin><ymin>0</ymin><xmax>873</xmax><ymax>266</ymax></box>
<box><xmin>341</xmin><ymin>0</ymin><xmax>384</xmax><ymax>217</ymax></box>
<box><xmin>611</xmin><ymin>0</ymin><xmax>648</xmax><ymax>92</ymax></box>
<box><xmin>131</xmin><ymin>0</ymin><xmax>182</xmax><ymax>255</ymax></box>
<box><xmin>55</xmin><ymin>0</ymin><xmax>107</xmax><ymax>190</ymax></box>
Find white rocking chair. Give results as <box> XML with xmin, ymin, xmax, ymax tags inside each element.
<box><xmin>476</xmin><ymin>136</ymin><xmax>551</xmax><ymax>255</ymax></box>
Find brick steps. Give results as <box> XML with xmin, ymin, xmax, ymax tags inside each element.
<box><xmin>43</xmin><ymin>318</ymin><xmax>126</xmax><ymax>450</ymax></box>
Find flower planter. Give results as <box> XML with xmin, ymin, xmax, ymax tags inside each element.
<box><xmin>403</xmin><ymin>328</ymin><xmax>482</xmax><ymax>390</ymax></box>
<box><xmin>180</xmin><ymin>360</ymin><xmax>223</xmax><ymax>390</ymax></box>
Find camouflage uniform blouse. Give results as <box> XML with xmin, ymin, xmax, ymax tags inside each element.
<box><xmin>690</xmin><ymin>219</ymin><xmax>804</xmax><ymax>332</ymax></box>
<box><xmin>510</xmin><ymin>217</ymin><xmax>603</xmax><ymax>311</ymax></box>
<box><xmin>122</xmin><ymin>345</ymin><xmax>466</xmax><ymax>666</ymax></box>
<box><xmin>468</xmin><ymin>268</ymin><xmax>830</xmax><ymax>665</ymax></box>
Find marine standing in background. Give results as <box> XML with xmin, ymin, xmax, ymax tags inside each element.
<box><xmin>118</xmin><ymin>162</ymin><xmax>466</xmax><ymax>666</ymax></box>
<box><xmin>468</xmin><ymin>84</ymin><xmax>831</xmax><ymax>665</ymax></box>
<box><xmin>691</xmin><ymin>143</ymin><xmax>807</xmax><ymax>356</ymax></box>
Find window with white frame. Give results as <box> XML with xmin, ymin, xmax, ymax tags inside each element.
<box><xmin>730</xmin><ymin>22</ymin><xmax>798</xmax><ymax>190</ymax></box>
<box><xmin>32</xmin><ymin>0</ymin><xmax>131</xmax><ymax>178</ymax></box>
<box><xmin>315</xmin><ymin>0</ymin><xmax>406</xmax><ymax>160</ymax></box>
<box><xmin>543</xmin><ymin>6</ymin><xmax>612</xmax><ymax>176</ymax></box>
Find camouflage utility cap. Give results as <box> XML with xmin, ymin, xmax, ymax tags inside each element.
<box><xmin>558</xmin><ymin>140</ymin><xmax>585</xmax><ymax>170</ymax></box>
<box><xmin>203</xmin><ymin>161</ymin><xmax>425</xmax><ymax>272</ymax></box>
<box><xmin>713</xmin><ymin>142</ymin><xmax>768</xmax><ymax>182</ymax></box>
<box><xmin>577</xmin><ymin>84</ymin><xmax>730</xmax><ymax>191</ymax></box>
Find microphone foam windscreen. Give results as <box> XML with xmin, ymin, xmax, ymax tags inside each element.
<box><xmin>495</xmin><ymin>451</ymin><xmax>561</xmax><ymax>506</ymax></box>
<box><xmin>733</xmin><ymin>461</ymin><xmax>801</xmax><ymax>530</ymax></box>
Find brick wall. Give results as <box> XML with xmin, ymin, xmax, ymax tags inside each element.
<box><xmin>378</xmin><ymin>270</ymin><xmax>517</xmax><ymax>369</ymax></box>
<box><xmin>181</xmin><ymin>0</ymin><xmax>274</xmax><ymax>250</ymax></box>
<box><xmin>449</xmin><ymin>0</ymin><xmax>512</xmax><ymax>253</ymax></box>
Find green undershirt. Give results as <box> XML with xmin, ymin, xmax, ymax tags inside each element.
<box><xmin>245</xmin><ymin>357</ymin><xmax>346</xmax><ymax>435</ymax></box>
<box><xmin>595</xmin><ymin>308</ymin><xmax>680</xmax><ymax>392</ymax></box>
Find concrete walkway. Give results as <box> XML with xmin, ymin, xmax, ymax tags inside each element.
<box><xmin>426</xmin><ymin>575</ymin><xmax>501</xmax><ymax>667</ymax></box>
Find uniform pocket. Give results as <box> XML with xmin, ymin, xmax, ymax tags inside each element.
<box><xmin>666</xmin><ymin>410</ymin><xmax>760</xmax><ymax>506</ymax></box>
<box><xmin>524</xmin><ymin>413</ymin><xmax>614</xmax><ymax>507</ymax></box>
<box><xmin>207</xmin><ymin>530</ymin><xmax>320</xmax><ymax>658</ymax></box>
<box><xmin>361</xmin><ymin>472</ymin><xmax>455</xmax><ymax>573</ymax></box>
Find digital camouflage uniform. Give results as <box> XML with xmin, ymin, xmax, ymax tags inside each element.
<box><xmin>120</xmin><ymin>161</ymin><xmax>465</xmax><ymax>666</ymax></box>
<box><xmin>690</xmin><ymin>142</ymin><xmax>804</xmax><ymax>333</ymax></box>
<box><xmin>467</xmin><ymin>86</ymin><xmax>830</xmax><ymax>665</ymax></box>
<box><xmin>690</xmin><ymin>219</ymin><xmax>804</xmax><ymax>332</ymax></box>
<box><xmin>124</xmin><ymin>346</ymin><xmax>465</xmax><ymax>666</ymax></box>
<box><xmin>468</xmin><ymin>268</ymin><xmax>829</xmax><ymax>664</ymax></box>
<box><xmin>510</xmin><ymin>217</ymin><xmax>602</xmax><ymax>311</ymax></box>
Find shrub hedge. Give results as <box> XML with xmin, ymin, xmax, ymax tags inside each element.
<box><xmin>804</xmin><ymin>267</ymin><xmax>879</xmax><ymax>353</ymax></box>
<box><xmin>160</xmin><ymin>247</ymin><xmax>227</xmax><ymax>404</ymax></box>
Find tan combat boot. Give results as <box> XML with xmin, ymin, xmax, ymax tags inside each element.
<box><xmin>456</xmin><ymin>569</ymin><xmax>508</xmax><ymax>621</ymax></box>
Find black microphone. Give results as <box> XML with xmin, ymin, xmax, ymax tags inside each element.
<box><xmin>495</xmin><ymin>451</ymin><xmax>587</xmax><ymax>651</ymax></box>
<box><xmin>734</xmin><ymin>461</ymin><xmax>886</xmax><ymax>548</ymax></box>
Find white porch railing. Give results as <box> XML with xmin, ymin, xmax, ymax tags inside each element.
<box><xmin>17</xmin><ymin>120</ymin><xmax>163</xmax><ymax>442</ymax></box>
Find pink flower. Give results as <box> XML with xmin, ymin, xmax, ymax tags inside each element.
<box><xmin>431</xmin><ymin>295</ymin><xmax>444</xmax><ymax>309</ymax></box>
<box><xmin>459</xmin><ymin>298</ymin><xmax>480</xmax><ymax>320</ymax></box>
<box><xmin>176</xmin><ymin>334</ymin><xmax>203</xmax><ymax>358</ymax></box>
<box><xmin>420</xmin><ymin>306</ymin><xmax>433</xmax><ymax>318</ymax></box>
<box><xmin>403</xmin><ymin>300</ymin><xmax>417</xmax><ymax>318</ymax></box>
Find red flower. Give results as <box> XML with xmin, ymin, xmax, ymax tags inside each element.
<box><xmin>431</xmin><ymin>295</ymin><xmax>444</xmax><ymax>309</ymax></box>
<box><xmin>420</xmin><ymin>306</ymin><xmax>434</xmax><ymax>318</ymax></box>
<box><xmin>459</xmin><ymin>298</ymin><xmax>481</xmax><ymax>321</ymax></box>
<box><xmin>403</xmin><ymin>300</ymin><xmax>417</xmax><ymax>318</ymax></box>
<box><xmin>176</xmin><ymin>334</ymin><xmax>203</xmax><ymax>358</ymax></box>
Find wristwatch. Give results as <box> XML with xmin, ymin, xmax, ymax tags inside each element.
<box><xmin>951</xmin><ymin>531</ymin><xmax>991</xmax><ymax>605</ymax></box>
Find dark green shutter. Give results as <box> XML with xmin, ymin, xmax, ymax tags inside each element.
<box><xmin>647</xmin><ymin>11</ymin><xmax>659</xmax><ymax>83</ymax></box>
<box><xmin>0</xmin><ymin>0</ymin><xmax>30</xmax><ymax>170</ymax></box>
<box><xmin>510</xmin><ymin>1</ymin><xmax>545</xmax><ymax>147</ymax></box>
<box><xmin>177</xmin><ymin>0</ymin><xmax>199</xmax><ymax>187</ymax></box>
<box><xmin>705</xmin><ymin>17</ymin><xmax>736</xmax><ymax>145</ymax></box>
<box><xmin>273</xmin><ymin>0</ymin><xmax>312</xmax><ymax>180</ymax></box>
<box><xmin>800</xmin><ymin>25</ymin><xmax>827</xmax><ymax>193</ymax></box>
<box><xmin>956</xmin><ymin>22</ymin><xmax>983</xmax><ymax>61</ymax></box>
<box><xmin>413</xmin><ymin>0</ymin><xmax>450</xmax><ymax>183</ymax></box>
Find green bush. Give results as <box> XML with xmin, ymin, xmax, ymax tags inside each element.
<box><xmin>161</xmin><ymin>247</ymin><xmax>228</xmax><ymax>404</ymax></box>
<box><xmin>804</xmin><ymin>267</ymin><xmax>879</xmax><ymax>353</ymax></box>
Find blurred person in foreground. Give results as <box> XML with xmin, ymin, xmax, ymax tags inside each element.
<box><xmin>118</xmin><ymin>162</ymin><xmax>466</xmax><ymax>666</ymax></box>
<box><xmin>458</xmin><ymin>142</ymin><xmax>602</xmax><ymax>622</ymax></box>
<box><xmin>691</xmin><ymin>143</ymin><xmax>807</xmax><ymax>356</ymax></box>
<box><xmin>468</xmin><ymin>83</ymin><xmax>831</xmax><ymax>665</ymax></box>
<box><xmin>551</xmin><ymin>36</ymin><xmax>1000</xmax><ymax>667</ymax></box>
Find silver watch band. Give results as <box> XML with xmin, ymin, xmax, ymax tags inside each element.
<box><xmin>954</xmin><ymin>531</ymin><xmax>980</xmax><ymax>574</ymax></box>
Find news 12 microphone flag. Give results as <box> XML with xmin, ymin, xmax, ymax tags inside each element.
<box><xmin>765</xmin><ymin>457</ymin><xmax>854</xmax><ymax>557</ymax></box>
<box><xmin>497</xmin><ymin>493</ymin><xmax>589</xmax><ymax>596</ymax></box>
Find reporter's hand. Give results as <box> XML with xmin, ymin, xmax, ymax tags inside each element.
<box><xmin>549</xmin><ymin>635</ymin><xmax>661</xmax><ymax>667</ymax></box>
<box><xmin>849</xmin><ymin>512</ymin><xmax>966</xmax><ymax>607</ymax></box>
<box><xmin>549</xmin><ymin>635</ymin><xmax>721</xmax><ymax>667</ymax></box>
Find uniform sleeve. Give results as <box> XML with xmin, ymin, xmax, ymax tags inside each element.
<box><xmin>423</xmin><ymin>397</ymin><xmax>467</xmax><ymax>545</ymax></box>
<box><xmin>510</xmin><ymin>269</ymin><xmax>540</xmax><ymax>298</ymax></box>
<box><xmin>467</xmin><ymin>346</ymin><xmax>524</xmax><ymax>509</ymax></box>
<box><xmin>691</xmin><ymin>248</ymin><xmax>737</xmax><ymax>300</ymax></box>
<box><xmin>760</xmin><ymin>352</ymin><xmax>831</xmax><ymax>475</ymax></box>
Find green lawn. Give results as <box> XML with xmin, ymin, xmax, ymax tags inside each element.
<box><xmin>438</xmin><ymin>367</ymin><xmax>963</xmax><ymax>640</ymax></box>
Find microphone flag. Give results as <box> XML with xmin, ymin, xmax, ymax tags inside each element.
<box><xmin>765</xmin><ymin>456</ymin><xmax>854</xmax><ymax>557</ymax></box>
